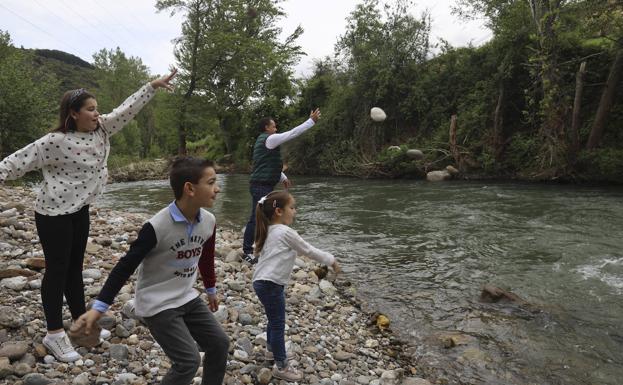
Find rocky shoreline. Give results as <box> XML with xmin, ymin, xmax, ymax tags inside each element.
<box><xmin>0</xmin><ymin>185</ymin><xmax>428</xmax><ymax>385</ymax></box>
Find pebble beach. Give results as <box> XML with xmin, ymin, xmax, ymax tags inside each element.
<box><xmin>0</xmin><ymin>185</ymin><xmax>428</xmax><ymax>385</ymax></box>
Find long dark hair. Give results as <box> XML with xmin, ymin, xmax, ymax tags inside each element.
<box><xmin>53</xmin><ymin>88</ymin><xmax>97</xmax><ymax>133</ymax></box>
<box><xmin>254</xmin><ymin>190</ymin><xmax>292</xmax><ymax>255</ymax></box>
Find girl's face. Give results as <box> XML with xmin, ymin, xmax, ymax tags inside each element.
<box><xmin>277</xmin><ymin>197</ymin><xmax>296</xmax><ymax>225</ymax></box>
<box><xmin>72</xmin><ymin>98</ymin><xmax>100</xmax><ymax>132</ymax></box>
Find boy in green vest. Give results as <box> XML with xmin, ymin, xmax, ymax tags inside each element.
<box><xmin>242</xmin><ymin>109</ymin><xmax>321</xmax><ymax>263</ymax></box>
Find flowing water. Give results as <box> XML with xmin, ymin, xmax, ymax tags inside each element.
<box><xmin>97</xmin><ymin>175</ymin><xmax>623</xmax><ymax>385</ymax></box>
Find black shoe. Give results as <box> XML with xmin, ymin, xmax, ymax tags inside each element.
<box><xmin>242</xmin><ymin>253</ymin><xmax>258</xmax><ymax>265</ymax></box>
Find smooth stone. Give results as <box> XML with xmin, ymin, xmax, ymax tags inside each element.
<box><xmin>426</xmin><ymin>170</ymin><xmax>451</xmax><ymax>182</ymax></box>
<box><xmin>23</xmin><ymin>373</ymin><xmax>52</xmax><ymax>385</ymax></box>
<box><xmin>401</xmin><ymin>378</ymin><xmax>432</xmax><ymax>385</ymax></box>
<box><xmin>0</xmin><ymin>341</ymin><xmax>29</xmax><ymax>360</ymax></box>
<box><xmin>257</xmin><ymin>368</ymin><xmax>272</xmax><ymax>384</ymax></box>
<box><xmin>406</xmin><ymin>149</ymin><xmax>424</xmax><ymax>160</ymax></box>
<box><xmin>0</xmin><ymin>356</ymin><xmax>13</xmax><ymax>378</ymax></box>
<box><xmin>109</xmin><ymin>344</ymin><xmax>129</xmax><ymax>361</ymax></box>
<box><xmin>72</xmin><ymin>372</ymin><xmax>90</xmax><ymax>385</ymax></box>
<box><xmin>14</xmin><ymin>361</ymin><xmax>33</xmax><ymax>376</ymax></box>
<box><xmin>82</xmin><ymin>269</ymin><xmax>102</xmax><ymax>280</ymax></box>
<box><xmin>0</xmin><ymin>276</ymin><xmax>28</xmax><ymax>290</ymax></box>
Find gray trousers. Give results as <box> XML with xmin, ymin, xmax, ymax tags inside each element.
<box><xmin>143</xmin><ymin>297</ymin><xmax>229</xmax><ymax>385</ymax></box>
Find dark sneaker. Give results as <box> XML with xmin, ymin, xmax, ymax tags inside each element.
<box><xmin>273</xmin><ymin>364</ymin><xmax>303</xmax><ymax>382</ymax></box>
<box><xmin>242</xmin><ymin>253</ymin><xmax>258</xmax><ymax>265</ymax></box>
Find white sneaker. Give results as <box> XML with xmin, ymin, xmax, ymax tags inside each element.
<box><xmin>100</xmin><ymin>328</ymin><xmax>111</xmax><ymax>340</ymax></box>
<box><xmin>122</xmin><ymin>299</ymin><xmax>144</xmax><ymax>322</ymax></box>
<box><xmin>43</xmin><ymin>333</ymin><xmax>81</xmax><ymax>362</ymax></box>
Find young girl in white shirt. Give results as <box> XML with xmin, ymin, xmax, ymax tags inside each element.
<box><xmin>252</xmin><ymin>190</ymin><xmax>340</xmax><ymax>382</ymax></box>
<box><xmin>0</xmin><ymin>69</ymin><xmax>176</xmax><ymax>363</ymax></box>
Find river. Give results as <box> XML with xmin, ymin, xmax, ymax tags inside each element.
<box><xmin>97</xmin><ymin>174</ymin><xmax>623</xmax><ymax>385</ymax></box>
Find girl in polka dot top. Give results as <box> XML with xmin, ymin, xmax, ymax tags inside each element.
<box><xmin>0</xmin><ymin>68</ymin><xmax>177</xmax><ymax>362</ymax></box>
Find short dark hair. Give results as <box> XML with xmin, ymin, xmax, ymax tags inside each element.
<box><xmin>256</xmin><ymin>117</ymin><xmax>274</xmax><ymax>132</ymax></box>
<box><xmin>169</xmin><ymin>157</ymin><xmax>215</xmax><ymax>199</ymax></box>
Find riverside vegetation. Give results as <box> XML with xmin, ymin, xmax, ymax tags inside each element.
<box><xmin>1</xmin><ymin>1</ymin><xmax>622</xmax><ymax>184</ymax></box>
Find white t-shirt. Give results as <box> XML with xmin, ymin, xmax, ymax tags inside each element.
<box><xmin>0</xmin><ymin>83</ymin><xmax>155</xmax><ymax>216</ymax></box>
<box><xmin>252</xmin><ymin>224</ymin><xmax>335</xmax><ymax>285</ymax></box>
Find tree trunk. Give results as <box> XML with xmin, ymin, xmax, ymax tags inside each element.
<box><xmin>570</xmin><ymin>61</ymin><xmax>586</xmax><ymax>160</ymax></box>
<box><xmin>218</xmin><ymin>114</ymin><xmax>235</xmax><ymax>155</ymax></box>
<box><xmin>177</xmin><ymin>2</ymin><xmax>204</xmax><ymax>156</ymax></box>
<box><xmin>177</xmin><ymin>101</ymin><xmax>189</xmax><ymax>156</ymax></box>
<box><xmin>528</xmin><ymin>0</ymin><xmax>566</xmax><ymax>169</ymax></box>
<box><xmin>493</xmin><ymin>82</ymin><xmax>504</xmax><ymax>160</ymax></box>
<box><xmin>586</xmin><ymin>45</ymin><xmax>623</xmax><ymax>149</ymax></box>
<box><xmin>449</xmin><ymin>114</ymin><xmax>459</xmax><ymax>165</ymax></box>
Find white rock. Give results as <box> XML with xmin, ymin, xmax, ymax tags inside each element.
<box><xmin>319</xmin><ymin>280</ymin><xmax>337</xmax><ymax>295</ymax></box>
<box><xmin>233</xmin><ymin>349</ymin><xmax>249</xmax><ymax>361</ymax></box>
<box><xmin>1</xmin><ymin>276</ymin><xmax>28</xmax><ymax>290</ymax></box>
<box><xmin>213</xmin><ymin>305</ymin><xmax>228</xmax><ymax>322</ymax></box>
<box><xmin>43</xmin><ymin>355</ymin><xmax>56</xmax><ymax>364</ymax></box>
<box><xmin>370</xmin><ymin>107</ymin><xmax>387</xmax><ymax>122</ymax></box>
<box><xmin>426</xmin><ymin>170</ymin><xmax>451</xmax><ymax>182</ymax></box>
<box><xmin>72</xmin><ymin>372</ymin><xmax>90</xmax><ymax>385</ymax></box>
<box><xmin>117</xmin><ymin>373</ymin><xmax>138</xmax><ymax>383</ymax></box>
<box><xmin>406</xmin><ymin>149</ymin><xmax>424</xmax><ymax>160</ymax></box>
<box><xmin>82</xmin><ymin>268</ymin><xmax>102</xmax><ymax>280</ymax></box>
<box><xmin>0</xmin><ymin>208</ymin><xmax>17</xmax><ymax>217</ymax></box>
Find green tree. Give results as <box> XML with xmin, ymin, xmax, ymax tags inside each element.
<box><xmin>335</xmin><ymin>0</ymin><xmax>430</xmax><ymax>153</ymax></box>
<box><xmin>0</xmin><ymin>31</ymin><xmax>57</xmax><ymax>158</ymax></box>
<box><xmin>92</xmin><ymin>48</ymin><xmax>154</xmax><ymax>157</ymax></box>
<box><xmin>157</xmin><ymin>0</ymin><xmax>304</xmax><ymax>156</ymax></box>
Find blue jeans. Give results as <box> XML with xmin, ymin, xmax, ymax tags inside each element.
<box><xmin>243</xmin><ymin>183</ymin><xmax>275</xmax><ymax>254</ymax></box>
<box><xmin>253</xmin><ymin>280</ymin><xmax>287</xmax><ymax>365</ymax></box>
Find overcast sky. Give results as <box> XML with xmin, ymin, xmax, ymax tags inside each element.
<box><xmin>0</xmin><ymin>0</ymin><xmax>491</xmax><ymax>77</ymax></box>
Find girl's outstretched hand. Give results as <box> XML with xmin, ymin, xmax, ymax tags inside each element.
<box><xmin>150</xmin><ymin>67</ymin><xmax>177</xmax><ymax>91</ymax></box>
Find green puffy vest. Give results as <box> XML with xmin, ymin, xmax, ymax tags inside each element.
<box><xmin>250</xmin><ymin>133</ymin><xmax>282</xmax><ymax>185</ymax></box>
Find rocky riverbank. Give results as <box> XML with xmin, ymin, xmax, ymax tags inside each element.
<box><xmin>0</xmin><ymin>185</ymin><xmax>428</xmax><ymax>385</ymax></box>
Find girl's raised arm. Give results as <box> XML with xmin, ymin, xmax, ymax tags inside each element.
<box><xmin>100</xmin><ymin>68</ymin><xmax>177</xmax><ymax>136</ymax></box>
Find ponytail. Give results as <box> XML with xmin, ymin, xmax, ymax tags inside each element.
<box><xmin>254</xmin><ymin>191</ymin><xmax>291</xmax><ymax>255</ymax></box>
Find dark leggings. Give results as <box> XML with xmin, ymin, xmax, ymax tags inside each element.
<box><xmin>35</xmin><ymin>205</ymin><xmax>89</xmax><ymax>330</ymax></box>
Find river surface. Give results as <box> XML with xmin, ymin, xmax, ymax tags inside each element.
<box><xmin>97</xmin><ymin>175</ymin><xmax>623</xmax><ymax>385</ymax></box>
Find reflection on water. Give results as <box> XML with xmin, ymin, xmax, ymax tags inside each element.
<box><xmin>98</xmin><ymin>175</ymin><xmax>623</xmax><ymax>385</ymax></box>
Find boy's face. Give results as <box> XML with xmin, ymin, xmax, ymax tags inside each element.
<box><xmin>190</xmin><ymin>167</ymin><xmax>219</xmax><ymax>208</ymax></box>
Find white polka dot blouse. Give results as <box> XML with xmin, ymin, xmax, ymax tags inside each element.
<box><xmin>0</xmin><ymin>83</ymin><xmax>156</xmax><ymax>216</ymax></box>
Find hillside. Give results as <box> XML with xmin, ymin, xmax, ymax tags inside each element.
<box><xmin>21</xmin><ymin>48</ymin><xmax>98</xmax><ymax>92</ymax></box>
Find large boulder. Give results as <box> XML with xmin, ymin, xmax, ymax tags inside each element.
<box><xmin>426</xmin><ymin>170</ymin><xmax>451</xmax><ymax>182</ymax></box>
